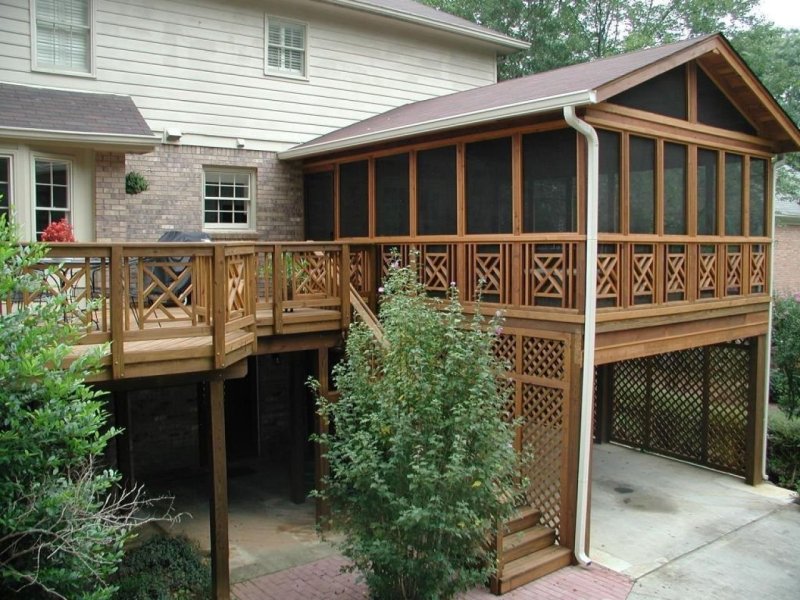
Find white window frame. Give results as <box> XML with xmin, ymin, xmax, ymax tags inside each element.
<box><xmin>32</xmin><ymin>156</ymin><xmax>72</xmax><ymax>240</ymax></box>
<box><xmin>202</xmin><ymin>168</ymin><xmax>256</xmax><ymax>232</ymax></box>
<box><xmin>264</xmin><ymin>16</ymin><xmax>308</xmax><ymax>80</ymax></box>
<box><xmin>0</xmin><ymin>155</ymin><xmax>12</xmax><ymax>225</ymax></box>
<box><xmin>30</xmin><ymin>0</ymin><xmax>96</xmax><ymax>77</ymax></box>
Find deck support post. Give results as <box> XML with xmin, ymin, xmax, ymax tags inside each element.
<box><xmin>290</xmin><ymin>352</ymin><xmax>309</xmax><ymax>504</ymax></box>
<box><xmin>113</xmin><ymin>391</ymin><xmax>135</xmax><ymax>486</ymax></box>
<box><xmin>207</xmin><ymin>378</ymin><xmax>230</xmax><ymax>600</ymax></box>
<box><xmin>745</xmin><ymin>335</ymin><xmax>767</xmax><ymax>485</ymax></box>
<box><xmin>314</xmin><ymin>347</ymin><xmax>331</xmax><ymax>525</ymax></box>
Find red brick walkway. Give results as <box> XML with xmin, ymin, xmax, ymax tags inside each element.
<box><xmin>233</xmin><ymin>555</ymin><xmax>633</xmax><ymax>600</ymax></box>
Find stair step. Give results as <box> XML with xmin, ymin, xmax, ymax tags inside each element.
<box><xmin>504</xmin><ymin>506</ymin><xmax>541</xmax><ymax>535</ymax></box>
<box><xmin>493</xmin><ymin>546</ymin><xmax>572</xmax><ymax>595</ymax></box>
<box><xmin>501</xmin><ymin>526</ymin><xmax>556</xmax><ymax>564</ymax></box>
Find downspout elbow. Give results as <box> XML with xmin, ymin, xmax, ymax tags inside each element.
<box><xmin>564</xmin><ymin>105</ymin><xmax>599</xmax><ymax>567</ymax></box>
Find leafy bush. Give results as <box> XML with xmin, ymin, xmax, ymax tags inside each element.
<box><xmin>767</xmin><ymin>410</ymin><xmax>800</xmax><ymax>493</ymax></box>
<box><xmin>0</xmin><ymin>217</ymin><xmax>164</xmax><ymax>599</ymax></box>
<box><xmin>770</xmin><ymin>295</ymin><xmax>800</xmax><ymax>417</ymax></box>
<box><xmin>125</xmin><ymin>171</ymin><xmax>149</xmax><ymax>195</ymax></box>
<box><xmin>313</xmin><ymin>260</ymin><xmax>524</xmax><ymax>600</ymax></box>
<box><xmin>113</xmin><ymin>536</ymin><xmax>210</xmax><ymax>600</ymax></box>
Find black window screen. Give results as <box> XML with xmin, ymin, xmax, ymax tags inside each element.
<box><xmin>609</xmin><ymin>65</ymin><xmax>687</xmax><ymax>120</ymax></box>
<box><xmin>466</xmin><ymin>137</ymin><xmax>512</xmax><ymax>234</ymax></box>
<box><xmin>664</xmin><ymin>143</ymin><xmax>687</xmax><ymax>235</ymax></box>
<box><xmin>304</xmin><ymin>171</ymin><xmax>334</xmax><ymax>240</ymax></box>
<box><xmin>417</xmin><ymin>146</ymin><xmax>457</xmax><ymax>235</ymax></box>
<box><xmin>697</xmin><ymin>149</ymin><xmax>718</xmax><ymax>235</ymax></box>
<box><xmin>598</xmin><ymin>129</ymin><xmax>620</xmax><ymax>233</ymax></box>
<box><xmin>697</xmin><ymin>68</ymin><xmax>756</xmax><ymax>135</ymax></box>
<box><xmin>375</xmin><ymin>153</ymin><xmax>409</xmax><ymax>237</ymax></box>
<box><xmin>725</xmin><ymin>153</ymin><xmax>743</xmax><ymax>236</ymax></box>
<box><xmin>523</xmin><ymin>129</ymin><xmax>576</xmax><ymax>233</ymax></box>
<box><xmin>339</xmin><ymin>160</ymin><xmax>369</xmax><ymax>238</ymax></box>
<box><xmin>750</xmin><ymin>158</ymin><xmax>767</xmax><ymax>237</ymax></box>
<box><xmin>629</xmin><ymin>136</ymin><xmax>655</xmax><ymax>234</ymax></box>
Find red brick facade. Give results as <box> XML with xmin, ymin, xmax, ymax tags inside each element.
<box><xmin>773</xmin><ymin>223</ymin><xmax>800</xmax><ymax>295</ymax></box>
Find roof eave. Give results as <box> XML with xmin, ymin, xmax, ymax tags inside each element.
<box><xmin>319</xmin><ymin>0</ymin><xmax>529</xmax><ymax>53</ymax></box>
<box><xmin>0</xmin><ymin>126</ymin><xmax>161</xmax><ymax>151</ymax></box>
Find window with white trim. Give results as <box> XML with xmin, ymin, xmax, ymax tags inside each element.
<box><xmin>34</xmin><ymin>158</ymin><xmax>70</xmax><ymax>239</ymax></box>
<box><xmin>203</xmin><ymin>169</ymin><xmax>254</xmax><ymax>229</ymax></box>
<box><xmin>266</xmin><ymin>18</ymin><xmax>307</xmax><ymax>77</ymax></box>
<box><xmin>0</xmin><ymin>157</ymin><xmax>11</xmax><ymax>223</ymax></box>
<box><xmin>33</xmin><ymin>0</ymin><xmax>93</xmax><ymax>74</ymax></box>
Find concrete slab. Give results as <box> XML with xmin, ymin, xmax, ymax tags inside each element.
<box><xmin>590</xmin><ymin>444</ymin><xmax>800</xmax><ymax>599</ymax></box>
<box><xmin>146</xmin><ymin>460</ymin><xmax>338</xmax><ymax>583</ymax></box>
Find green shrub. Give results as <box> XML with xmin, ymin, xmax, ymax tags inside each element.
<box><xmin>767</xmin><ymin>410</ymin><xmax>800</xmax><ymax>493</ymax></box>
<box><xmin>113</xmin><ymin>536</ymin><xmax>210</xmax><ymax>600</ymax></box>
<box><xmin>125</xmin><ymin>171</ymin><xmax>149</xmax><ymax>195</ymax></box>
<box><xmin>770</xmin><ymin>295</ymin><xmax>800</xmax><ymax>417</ymax></box>
<box><xmin>313</xmin><ymin>260</ymin><xmax>525</xmax><ymax>600</ymax></box>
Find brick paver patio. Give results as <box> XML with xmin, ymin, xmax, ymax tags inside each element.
<box><xmin>233</xmin><ymin>555</ymin><xmax>633</xmax><ymax>600</ymax></box>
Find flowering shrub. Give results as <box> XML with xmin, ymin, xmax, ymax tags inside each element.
<box><xmin>771</xmin><ymin>294</ymin><xmax>800</xmax><ymax>418</ymax></box>
<box><xmin>312</xmin><ymin>259</ymin><xmax>525</xmax><ymax>599</ymax></box>
<box><xmin>40</xmin><ymin>218</ymin><xmax>75</xmax><ymax>242</ymax></box>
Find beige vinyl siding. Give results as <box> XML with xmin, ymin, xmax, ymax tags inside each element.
<box><xmin>0</xmin><ymin>0</ymin><xmax>498</xmax><ymax>151</ymax></box>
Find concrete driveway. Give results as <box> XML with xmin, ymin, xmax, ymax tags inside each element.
<box><xmin>590</xmin><ymin>444</ymin><xmax>798</xmax><ymax>599</ymax></box>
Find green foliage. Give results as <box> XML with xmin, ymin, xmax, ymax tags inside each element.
<box><xmin>767</xmin><ymin>410</ymin><xmax>800</xmax><ymax>493</ymax></box>
<box><xmin>770</xmin><ymin>295</ymin><xmax>800</xmax><ymax>418</ymax></box>
<box><xmin>125</xmin><ymin>171</ymin><xmax>149</xmax><ymax>195</ymax></box>
<box><xmin>113</xmin><ymin>536</ymin><xmax>210</xmax><ymax>600</ymax></box>
<box><xmin>313</xmin><ymin>260</ymin><xmax>525</xmax><ymax>600</ymax></box>
<box><xmin>0</xmin><ymin>217</ymin><xmax>126</xmax><ymax>599</ymax></box>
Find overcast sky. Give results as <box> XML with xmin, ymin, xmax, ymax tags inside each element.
<box><xmin>758</xmin><ymin>0</ymin><xmax>800</xmax><ymax>29</ymax></box>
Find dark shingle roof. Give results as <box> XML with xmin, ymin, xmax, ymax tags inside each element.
<box><xmin>0</xmin><ymin>83</ymin><xmax>153</xmax><ymax>137</ymax></box>
<box><xmin>282</xmin><ymin>35</ymin><xmax>713</xmax><ymax>159</ymax></box>
<box><xmin>323</xmin><ymin>0</ymin><xmax>528</xmax><ymax>51</ymax></box>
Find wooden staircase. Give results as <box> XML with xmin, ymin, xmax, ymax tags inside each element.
<box><xmin>490</xmin><ymin>506</ymin><xmax>572</xmax><ymax>595</ymax></box>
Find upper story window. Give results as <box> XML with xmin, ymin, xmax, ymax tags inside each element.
<box><xmin>203</xmin><ymin>170</ymin><xmax>254</xmax><ymax>230</ymax></box>
<box><xmin>266</xmin><ymin>18</ymin><xmax>307</xmax><ymax>78</ymax></box>
<box><xmin>34</xmin><ymin>158</ymin><xmax>70</xmax><ymax>239</ymax></box>
<box><xmin>32</xmin><ymin>0</ymin><xmax>93</xmax><ymax>75</ymax></box>
<box><xmin>0</xmin><ymin>157</ymin><xmax>11</xmax><ymax>224</ymax></box>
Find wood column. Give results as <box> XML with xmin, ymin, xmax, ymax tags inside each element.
<box><xmin>114</xmin><ymin>391</ymin><xmax>135</xmax><ymax>486</ymax></box>
<box><xmin>314</xmin><ymin>347</ymin><xmax>331</xmax><ymax>525</ymax></box>
<box><xmin>290</xmin><ymin>352</ymin><xmax>309</xmax><ymax>504</ymax></box>
<box><xmin>745</xmin><ymin>335</ymin><xmax>767</xmax><ymax>485</ymax></box>
<box><xmin>207</xmin><ymin>379</ymin><xmax>230</xmax><ymax>600</ymax></box>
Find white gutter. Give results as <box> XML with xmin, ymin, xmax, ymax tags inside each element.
<box><xmin>763</xmin><ymin>155</ymin><xmax>786</xmax><ymax>481</ymax></box>
<box><xmin>563</xmin><ymin>105</ymin><xmax>599</xmax><ymax>566</ymax></box>
<box><xmin>318</xmin><ymin>0</ymin><xmax>530</xmax><ymax>52</ymax></box>
<box><xmin>279</xmin><ymin>90</ymin><xmax>597</xmax><ymax>160</ymax></box>
<box><xmin>0</xmin><ymin>126</ymin><xmax>161</xmax><ymax>149</ymax></box>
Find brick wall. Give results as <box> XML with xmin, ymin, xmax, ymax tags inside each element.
<box><xmin>773</xmin><ymin>223</ymin><xmax>800</xmax><ymax>295</ymax></box>
<box><xmin>96</xmin><ymin>144</ymin><xmax>304</xmax><ymax>242</ymax></box>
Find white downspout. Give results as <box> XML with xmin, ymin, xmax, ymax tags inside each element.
<box><xmin>763</xmin><ymin>156</ymin><xmax>785</xmax><ymax>481</ymax></box>
<box><xmin>564</xmin><ymin>105</ymin><xmax>598</xmax><ymax>566</ymax></box>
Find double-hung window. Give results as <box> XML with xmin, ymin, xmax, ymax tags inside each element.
<box><xmin>266</xmin><ymin>18</ymin><xmax>307</xmax><ymax>78</ymax></box>
<box><xmin>0</xmin><ymin>157</ymin><xmax>11</xmax><ymax>224</ymax></box>
<box><xmin>33</xmin><ymin>0</ymin><xmax>93</xmax><ymax>75</ymax></box>
<box><xmin>203</xmin><ymin>170</ymin><xmax>254</xmax><ymax>230</ymax></box>
<box><xmin>34</xmin><ymin>158</ymin><xmax>70</xmax><ymax>239</ymax></box>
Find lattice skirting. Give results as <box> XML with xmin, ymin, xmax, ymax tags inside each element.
<box><xmin>605</xmin><ymin>339</ymin><xmax>753</xmax><ymax>476</ymax></box>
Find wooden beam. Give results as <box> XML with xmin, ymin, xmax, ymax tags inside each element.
<box><xmin>208</xmin><ymin>379</ymin><xmax>230</xmax><ymax>600</ymax></box>
<box><xmin>113</xmin><ymin>391</ymin><xmax>134</xmax><ymax>486</ymax></box>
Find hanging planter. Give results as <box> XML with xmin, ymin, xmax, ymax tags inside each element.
<box><xmin>125</xmin><ymin>171</ymin><xmax>149</xmax><ymax>195</ymax></box>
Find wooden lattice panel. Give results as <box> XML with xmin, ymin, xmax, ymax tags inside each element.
<box><xmin>749</xmin><ymin>245</ymin><xmax>766</xmax><ymax>293</ymax></box>
<box><xmin>631</xmin><ymin>246</ymin><xmax>655</xmax><ymax>303</ymax></box>
<box><xmin>596</xmin><ymin>250</ymin><xmax>620</xmax><ymax>305</ymax></box>
<box><xmin>493</xmin><ymin>332</ymin><xmax>517</xmax><ymax>372</ymax></box>
<box><xmin>419</xmin><ymin>245</ymin><xmax>456</xmax><ymax>293</ymax></box>
<box><xmin>380</xmin><ymin>245</ymin><xmax>412</xmax><ymax>281</ymax></box>
<box><xmin>725</xmin><ymin>246</ymin><xmax>742</xmax><ymax>296</ymax></box>
<box><xmin>665</xmin><ymin>247</ymin><xmax>686</xmax><ymax>300</ymax></box>
<box><xmin>465</xmin><ymin>244</ymin><xmax>511</xmax><ymax>303</ymax></box>
<box><xmin>521</xmin><ymin>337</ymin><xmax>565</xmax><ymax>380</ymax></box>
<box><xmin>698</xmin><ymin>248</ymin><xmax>717</xmax><ymax>297</ymax></box>
<box><xmin>522</xmin><ymin>243</ymin><xmax>576</xmax><ymax>308</ymax></box>
<box><xmin>521</xmin><ymin>383</ymin><xmax>563</xmax><ymax>535</ymax></box>
<box><xmin>349</xmin><ymin>249</ymin><xmax>369</xmax><ymax>294</ymax></box>
<box><xmin>291</xmin><ymin>252</ymin><xmax>329</xmax><ymax>296</ymax></box>
<box><xmin>128</xmin><ymin>258</ymin><xmax>196</xmax><ymax>327</ymax></box>
<box><xmin>226</xmin><ymin>256</ymin><xmax>247</xmax><ymax>315</ymax></box>
<box><xmin>609</xmin><ymin>341</ymin><xmax>751</xmax><ymax>476</ymax></box>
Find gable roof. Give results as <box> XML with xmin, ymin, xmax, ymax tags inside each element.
<box><xmin>280</xmin><ymin>33</ymin><xmax>800</xmax><ymax>160</ymax></box>
<box><xmin>0</xmin><ymin>82</ymin><xmax>158</xmax><ymax>150</ymax></box>
<box><xmin>319</xmin><ymin>0</ymin><xmax>528</xmax><ymax>53</ymax></box>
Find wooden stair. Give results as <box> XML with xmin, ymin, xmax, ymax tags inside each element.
<box><xmin>490</xmin><ymin>506</ymin><xmax>572</xmax><ymax>595</ymax></box>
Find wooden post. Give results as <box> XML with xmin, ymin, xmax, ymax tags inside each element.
<box><xmin>110</xmin><ymin>245</ymin><xmax>124</xmax><ymax>379</ymax></box>
<box><xmin>212</xmin><ymin>245</ymin><xmax>226</xmax><ymax>370</ymax></box>
<box><xmin>207</xmin><ymin>379</ymin><xmax>230</xmax><ymax>600</ymax></box>
<box><xmin>340</xmin><ymin>244</ymin><xmax>351</xmax><ymax>330</ymax></box>
<box><xmin>745</xmin><ymin>335</ymin><xmax>767</xmax><ymax>485</ymax></box>
<box><xmin>114</xmin><ymin>390</ymin><xmax>135</xmax><ymax>485</ymax></box>
<box><xmin>290</xmin><ymin>352</ymin><xmax>309</xmax><ymax>504</ymax></box>
<box><xmin>314</xmin><ymin>347</ymin><xmax>331</xmax><ymax>525</ymax></box>
<box><xmin>559</xmin><ymin>333</ymin><xmax>583</xmax><ymax>554</ymax></box>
